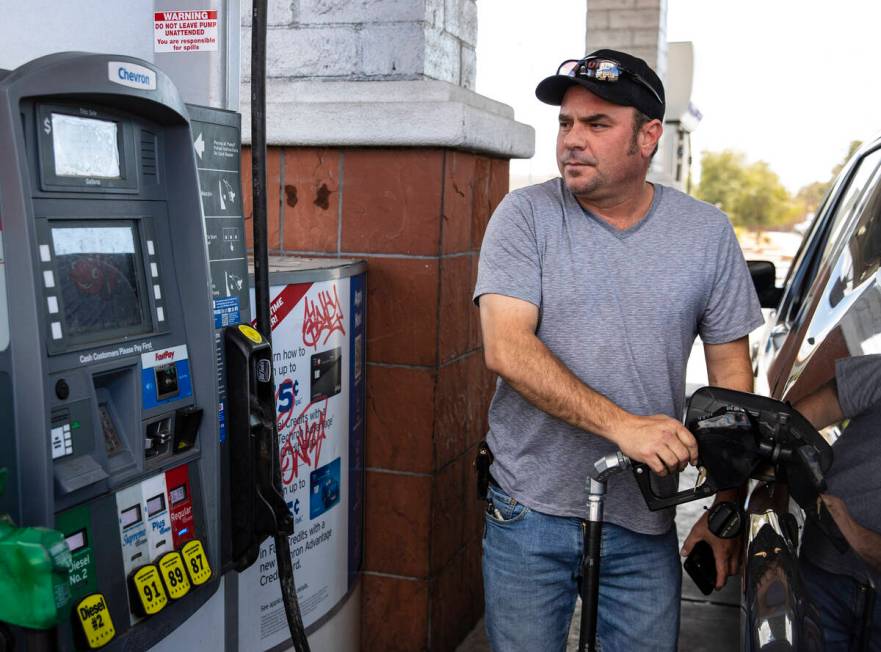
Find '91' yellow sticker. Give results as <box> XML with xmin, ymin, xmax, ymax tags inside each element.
<box><xmin>181</xmin><ymin>539</ymin><xmax>212</xmax><ymax>586</ymax></box>
<box><xmin>131</xmin><ymin>565</ymin><xmax>168</xmax><ymax>616</ymax></box>
<box><xmin>75</xmin><ymin>593</ymin><xmax>115</xmax><ymax>649</ymax></box>
<box><xmin>158</xmin><ymin>551</ymin><xmax>191</xmax><ymax>600</ymax></box>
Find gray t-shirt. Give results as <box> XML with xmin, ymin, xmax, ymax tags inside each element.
<box><xmin>473</xmin><ymin>179</ymin><xmax>764</xmax><ymax>534</ymax></box>
<box><xmin>801</xmin><ymin>355</ymin><xmax>881</xmax><ymax>587</ymax></box>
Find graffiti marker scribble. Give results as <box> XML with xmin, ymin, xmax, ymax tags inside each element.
<box><xmin>280</xmin><ymin>400</ymin><xmax>328</xmax><ymax>484</ymax></box>
<box><xmin>302</xmin><ymin>285</ymin><xmax>345</xmax><ymax>348</ymax></box>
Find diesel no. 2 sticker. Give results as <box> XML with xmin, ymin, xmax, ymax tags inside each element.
<box><xmin>74</xmin><ymin>593</ymin><xmax>116</xmax><ymax>649</ymax></box>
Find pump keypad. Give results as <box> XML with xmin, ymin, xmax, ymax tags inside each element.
<box><xmin>158</xmin><ymin>551</ymin><xmax>191</xmax><ymax>600</ymax></box>
<box><xmin>129</xmin><ymin>565</ymin><xmax>168</xmax><ymax>616</ymax></box>
<box><xmin>73</xmin><ymin>593</ymin><xmax>116</xmax><ymax>649</ymax></box>
<box><xmin>181</xmin><ymin>539</ymin><xmax>212</xmax><ymax>586</ymax></box>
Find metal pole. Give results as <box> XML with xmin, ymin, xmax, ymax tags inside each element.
<box><xmin>579</xmin><ymin>478</ymin><xmax>605</xmax><ymax>652</ymax></box>
<box><xmin>250</xmin><ymin>2</ymin><xmax>310</xmax><ymax>650</ymax></box>
<box><xmin>251</xmin><ymin>0</ymin><xmax>270</xmax><ymax>340</ymax></box>
<box><xmin>579</xmin><ymin>453</ymin><xmax>631</xmax><ymax>652</ymax></box>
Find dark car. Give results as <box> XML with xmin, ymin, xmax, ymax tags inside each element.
<box><xmin>745</xmin><ymin>135</ymin><xmax>881</xmax><ymax>651</ymax></box>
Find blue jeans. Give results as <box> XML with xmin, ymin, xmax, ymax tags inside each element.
<box><xmin>482</xmin><ymin>482</ymin><xmax>681</xmax><ymax>652</ymax></box>
<box><xmin>801</xmin><ymin>559</ymin><xmax>880</xmax><ymax>651</ymax></box>
<box><xmin>483</xmin><ymin>484</ymin><xmax>682</xmax><ymax>652</ymax></box>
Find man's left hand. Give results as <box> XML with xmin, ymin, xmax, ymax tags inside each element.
<box><xmin>681</xmin><ymin>510</ymin><xmax>742</xmax><ymax>591</ymax></box>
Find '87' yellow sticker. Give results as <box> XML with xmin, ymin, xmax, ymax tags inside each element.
<box><xmin>181</xmin><ymin>539</ymin><xmax>212</xmax><ymax>586</ymax></box>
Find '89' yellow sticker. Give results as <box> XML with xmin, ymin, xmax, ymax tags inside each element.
<box><xmin>158</xmin><ymin>551</ymin><xmax>191</xmax><ymax>600</ymax></box>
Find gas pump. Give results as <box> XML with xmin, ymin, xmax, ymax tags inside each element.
<box><xmin>0</xmin><ymin>52</ymin><xmax>287</xmax><ymax>650</ymax></box>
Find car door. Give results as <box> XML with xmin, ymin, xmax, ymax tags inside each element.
<box><xmin>755</xmin><ymin>143</ymin><xmax>881</xmax><ymax>400</ymax></box>
<box><xmin>782</xmin><ymin>148</ymin><xmax>881</xmax><ymax>406</ymax></box>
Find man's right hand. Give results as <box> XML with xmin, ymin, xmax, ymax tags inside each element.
<box><xmin>611</xmin><ymin>414</ymin><xmax>698</xmax><ymax>476</ymax></box>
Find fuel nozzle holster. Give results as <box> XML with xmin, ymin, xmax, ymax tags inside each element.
<box><xmin>474</xmin><ymin>441</ymin><xmax>494</xmax><ymax>500</ymax></box>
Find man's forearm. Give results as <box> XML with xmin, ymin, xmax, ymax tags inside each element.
<box><xmin>490</xmin><ymin>328</ymin><xmax>630</xmax><ymax>443</ymax></box>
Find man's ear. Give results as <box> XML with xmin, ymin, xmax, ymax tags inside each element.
<box><xmin>641</xmin><ymin>119</ymin><xmax>663</xmax><ymax>156</ymax></box>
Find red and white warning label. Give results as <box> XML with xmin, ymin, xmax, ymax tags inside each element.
<box><xmin>154</xmin><ymin>10</ymin><xmax>218</xmax><ymax>53</ymax></box>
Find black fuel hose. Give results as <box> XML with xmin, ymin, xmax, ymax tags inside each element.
<box><xmin>250</xmin><ymin>0</ymin><xmax>310</xmax><ymax>649</ymax></box>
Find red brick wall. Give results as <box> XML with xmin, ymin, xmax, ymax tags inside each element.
<box><xmin>242</xmin><ymin>146</ymin><xmax>509</xmax><ymax>651</ymax></box>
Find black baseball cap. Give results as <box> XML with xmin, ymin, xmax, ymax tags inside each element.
<box><xmin>535</xmin><ymin>49</ymin><xmax>665</xmax><ymax>121</ymax></box>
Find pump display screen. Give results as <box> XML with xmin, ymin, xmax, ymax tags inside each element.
<box><xmin>169</xmin><ymin>484</ymin><xmax>187</xmax><ymax>505</ymax></box>
<box><xmin>121</xmin><ymin>504</ymin><xmax>142</xmax><ymax>528</ymax></box>
<box><xmin>51</xmin><ymin>224</ymin><xmax>150</xmax><ymax>341</ymax></box>
<box><xmin>51</xmin><ymin>114</ymin><xmax>120</xmax><ymax>178</ymax></box>
<box><xmin>65</xmin><ymin>529</ymin><xmax>88</xmax><ymax>553</ymax></box>
<box><xmin>146</xmin><ymin>493</ymin><xmax>166</xmax><ymax>517</ymax></box>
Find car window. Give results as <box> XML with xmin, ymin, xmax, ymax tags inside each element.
<box><xmin>784</xmin><ymin>154</ymin><xmax>881</xmax><ymax>404</ymax></box>
<box><xmin>828</xmin><ymin>168</ymin><xmax>881</xmax><ymax>305</ymax></box>
<box><xmin>779</xmin><ymin>148</ymin><xmax>881</xmax><ymax>325</ymax></box>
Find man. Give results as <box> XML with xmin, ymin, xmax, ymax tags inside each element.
<box><xmin>473</xmin><ymin>49</ymin><xmax>764</xmax><ymax>651</ymax></box>
<box><xmin>793</xmin><ymin>354</ymin><xmax>881</xmax><ymax>650</ymax></box>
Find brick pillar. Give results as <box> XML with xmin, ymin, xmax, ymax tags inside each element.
<box><xmin>241</xmin><ymin>146</ymin><xmax>512</xmax><ymax>650</ymax></box>
<box><xmin>241</xmin><ymin>2</ymin><xmax>533</xmax><ymax>649</ymax></box>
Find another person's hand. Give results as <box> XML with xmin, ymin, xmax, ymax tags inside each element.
<box><xmin>612</xmin><ymin>414</ymin><xmax>698</xmax><ymax>476</ymax></box>
<box><xmin>681</xmin><ymin>510</ymin><xmax>742</xmax><ymax>591</ymax></box>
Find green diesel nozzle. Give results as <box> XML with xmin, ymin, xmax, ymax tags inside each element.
<box><xmin>0</xmin><ymin>467</ymin><xmax>72</xmax><ymax>629</ymax></box>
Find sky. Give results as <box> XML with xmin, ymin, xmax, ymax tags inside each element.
<box><xmin>476</xmin><ymin>0</ymin><xmax>881</xmax><ymax>194</ymax></box>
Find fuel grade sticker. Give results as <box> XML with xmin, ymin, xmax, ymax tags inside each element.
<box><xmin>130</xmin><ymin>565</ymin><xmax>168</xmax><ymax>616</ymax></box>
<box><xmin>74</xmin><ymin>593</ymin><xmax>115</xmax><ymax>649</ymax></box>
<box><xmin>181</xmin><ymin>539</ymin><xmax>212</xmax><ymax>585</ymax></box>
<box><xmin>158</xmin><ymin>551</ymin><xmax>191</xmax><ymax>600</ymax></box>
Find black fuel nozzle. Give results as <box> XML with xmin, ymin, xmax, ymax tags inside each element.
<box><xmin>633</xmin><ymin>403</ymin><xmax>762</xmax><ymax>511</ymax></box>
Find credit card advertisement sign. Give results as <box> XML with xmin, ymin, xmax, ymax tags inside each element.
<box><xmin>238</xmin><ymin>276</ymin><xmax>362</xmax><ymax>649</ymax></box>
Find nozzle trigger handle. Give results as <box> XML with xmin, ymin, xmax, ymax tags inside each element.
<box><xmin>632</xmin><ymin>463</ymin><xmax>717</xmax><ymax>511</ymax></box>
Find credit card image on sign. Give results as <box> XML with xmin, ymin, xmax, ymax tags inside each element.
<box><xmin>310</xmin><ymin>346</ymin><xmax>342</xmax><ymax>402</ymax></box>
<box><xmin>310</xmin><ymin>457</ymin><xmax>341</xmax><ymax>519</ymax></box>
<box><xmin>115</xmin><ymin>484</ymin><xmax>148</xmax><ymax>577</ymax></box>
<box><xmin>141</xmin><ymin>474</ymin><xmax>172</xmax><ymax>561</ymax></box>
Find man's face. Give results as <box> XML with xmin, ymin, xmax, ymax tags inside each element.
<box><xmin>555</xmin><ymin>85</ymin><xmax>649</xmax><ymax>200</ymax></box>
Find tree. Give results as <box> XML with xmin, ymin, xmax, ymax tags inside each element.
<box><xmin>696</xmin><ymin>150</ymin><xmax>746</xmax><ymax>214</ymax></box>
<box><xmin>696</xmin><ymin>150</ymin><xmax>793</xmax><ymax>233</ymax></box>
<box><xmin>795</xmin><ymin>140</ymin><xmax>863</xmax><ymax>215</ymax></box>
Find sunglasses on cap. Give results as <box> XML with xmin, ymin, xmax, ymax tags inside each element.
<box><xmin>557</xmin><ymin>57</ymin><xmax>663</xmax><ymax>106</ymax></box>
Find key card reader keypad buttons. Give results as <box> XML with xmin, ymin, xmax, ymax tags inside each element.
<box><xmin>158</xmin><ymin>551</ymin><xmax>191</xmax><ymax>600</ymax></box>
<box><xmin>180</xmin><ymin>539</ymin><xmax>211</xmax><ymax>586</ymax></box>
<box><xmin>73</xmin><ymin>593</ymin><xmax>115</xmax><ymax>649</ymax></box>
<box><xmin>129</xmin><ymin>565</ymin><xmax>168</xmax><ymax>616</ymax></box>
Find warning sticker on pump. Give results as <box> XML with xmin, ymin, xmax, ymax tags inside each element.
<box><xmin>154</xmin><ymin>10</ymin><xmax>218</xmax><ymax>53</ymax></box>
<box><xmin>75</xmin><ymin>593</ymin><xmax>115</xmax><ymax>649</ymax></box>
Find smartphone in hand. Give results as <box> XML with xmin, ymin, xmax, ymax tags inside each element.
<box><xmin>684</xmin><ymin>540</ymin><xmax>717</xmax><ymax>595</ymax></box>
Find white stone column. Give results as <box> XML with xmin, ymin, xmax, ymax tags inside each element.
<box><xmin>239</xmin><ymin>0</ymin><xmax>532</xmax><ymax>156</ymax></box>
<box><xmin>585</xmin><ymin>0</ymin><xmax>668</xmax><ymax>82</ymax></box>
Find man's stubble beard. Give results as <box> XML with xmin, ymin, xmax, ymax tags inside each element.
<box><xmin>565</xmin><ymin>135</ymin><xmax>642</xmax><ymax>200</ymax></box>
